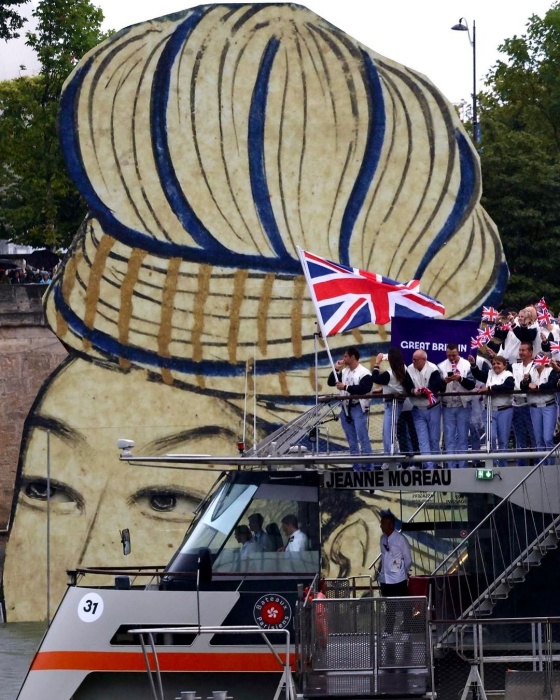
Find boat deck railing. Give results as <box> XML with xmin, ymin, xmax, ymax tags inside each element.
<box><xmin>246</xmin><ymin>389</ymin><xmax>560</xmax><ymax>468</ymax></box>
<box><xmin>130</xmin><ymin>625</ymin><xmax>296</xmax><ymax>700</ymax></box>
<box><xmin>431</xmin><ymin>616</ymin><xmax>560</xmax><ymax>700</ymax></box>
<box><xmin>131</xmin><ymin>610</ymin><xmax>560</xmax><ymax>700</ymax></box>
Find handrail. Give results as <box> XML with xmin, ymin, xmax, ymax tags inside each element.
<box><xmin>319</xmin><ymin>386</ymin><xmax>560</xmax><ymax>402</ymax></box>
<box><xmin>131</xmin><ymin>625</ymin><xmax>296</xmax><ymax>700</ymax></box>
<box><xmin>431</xmin><ymin>443</ymin><xmax>559</xmax><ymax>577</ymax></box>
<box><xmin>70</xmin><ymin>567</ymin><xmax>317</xmax><ymax>578</ymax></box>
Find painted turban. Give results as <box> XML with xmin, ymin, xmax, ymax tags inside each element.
<box><xmin>47</xmin><ymin>3</ymin><xmax>507</xmax><ymax>397</ymax></box>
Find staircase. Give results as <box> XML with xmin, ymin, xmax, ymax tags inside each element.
<box><xmin>429</xmin><ymin>447</ymin><xmax>560</xmax><ymax>645</ymax></box>
<box><xmin>252</xmin><ymin>400</ymin><xmax>342</xmax><ymax>456</ymax></box>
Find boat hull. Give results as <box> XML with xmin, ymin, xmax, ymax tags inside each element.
<box><xmin>18</xmin><ymin>586</ymin><xmax>292</xmax><ymax>700</ymax></box>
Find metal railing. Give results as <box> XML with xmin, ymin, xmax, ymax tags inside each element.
<box><xmin>131</xmin><ymin>625</ymin><xmax>296</xmax><ymax>700</ymax></box>
<box><xmin>427</xmin><ymin>444</ymin><xmax>560</xmax><ymax>632</ymax></box>
<box><xmin>431</xmin><ymin>616</ymin><xmax>560</xmax><ymax>700</ymax></box>
<box><xmin>246</xmin><ymin>390</ymin><xmax>560</xmax><ymax>469</ymax></box>
<box><xmin>295</xmin><ymin>584</ymin><xmax>431</xmax><ymax>698</ymax></box>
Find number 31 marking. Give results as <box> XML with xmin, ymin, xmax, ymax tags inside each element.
<box><xmin>78</xmin><ymin>593</ymin><xmax>104</xmax><ymax>622</ymax></box>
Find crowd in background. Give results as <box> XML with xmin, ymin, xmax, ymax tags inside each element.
<box><xmin>0</xmin><ymin>260</ymin><xmax>56</xmax><ymax>285</ymax></box>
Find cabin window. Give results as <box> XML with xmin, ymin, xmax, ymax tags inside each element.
<box><xmin>211</xmin><ymin>483</ymin><xmax>320</xmax><ymax>574</ymax></box>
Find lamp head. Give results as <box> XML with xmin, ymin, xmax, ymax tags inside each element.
<box><xmin>451</xmin><ymin>19</ymin><xmax>468</xmax><ymax>31</ymax></box>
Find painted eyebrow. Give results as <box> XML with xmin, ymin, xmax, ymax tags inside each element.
<box><xmin>141</xmin><ymin>425</ymin><xmax>238</xmax><ymax>454</ymax></box>
<box><xmin>26</xmin><ymin>414</ymin><xmax>87</xmax><ymax>447</ymax></box>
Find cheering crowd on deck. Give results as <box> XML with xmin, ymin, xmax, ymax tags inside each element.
<box><xmin>328</xmin><ymin>300</ymin><xmax>560</xmax><ymax>470</ymax></box>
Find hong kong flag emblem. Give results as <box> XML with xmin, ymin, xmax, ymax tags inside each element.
<box><xmin>254</xmin><ymin>595</ymin><xmax>292</xmax><ymax>629</ymax></box>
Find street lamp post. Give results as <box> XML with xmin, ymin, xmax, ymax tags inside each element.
<box><xmin>451</xmin><ymin>18</ymin><xmax>479</xmax><ymax>144</ymax></box>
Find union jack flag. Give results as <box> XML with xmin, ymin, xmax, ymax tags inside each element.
<box><xmin>418</xmin><ymin>387</ymin><xmax>438</xmax><ymax>405</ymax></box>
<box><xmin>498</xmin><ymin>322</ymin><xmax>512</xmax><ymax>333</ymax></box>
<box><xmin>537</xmin><ymin>297</ymin><xmax>549</xmax><ymax>311</ymax></box>
<box><xmin>297</xmin><ymin>248</ymin><xmax>445</xmax><ymax>336</ymax></box>
<box><xmin>481</xmin><ymin>306</ymin><xmax>500</xmax><ymax>323</ymax></box>
<box><xmin>471</xmin><ymin>336</ymin><xmax>486</xmax><ymax>349</ymax></box>
<box><xmin>550</xmin><ymin>341</ymin><xmax>560</xmax><ymax>354</ymax></box>
<box><xmin>477</xmin><ymin>326</ymin><xmax>495</xmax><ymax>340</ymax></box>
<box><xmin>538</xmin><ymin>308</ymin><xmax>552</xmax><ymax>327</ymax></box>
<box><xmin>533</xmin><ymin>353</ymin><xmax>550</xmax><ymax>367</ymax></box>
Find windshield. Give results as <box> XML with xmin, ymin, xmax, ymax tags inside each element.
<box><xmin>166</xmin><ymin>475</ymin><xmax>320</xmax><ymax>576</ymax></box>
<box><xmin>175</xmin><ymin>482</ymin><xmax>258</xmax><ymax>556</ymax></box>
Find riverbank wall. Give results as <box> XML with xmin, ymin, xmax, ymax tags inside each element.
<box><xmin>0</xmin><ymin>285</ymin><xmax>67</xmax><ymax>532</ymax></box>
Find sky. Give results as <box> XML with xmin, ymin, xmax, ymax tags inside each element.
<box><xmin>0</xmin><ymin>0</ymin><xmax>556</xmax><ymax>106</ymax></box>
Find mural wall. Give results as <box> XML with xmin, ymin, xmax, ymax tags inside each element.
<box><xmin>3</xmin><ymin>3</ymin><xmax>507</xmax><ymax>621</ymax></box>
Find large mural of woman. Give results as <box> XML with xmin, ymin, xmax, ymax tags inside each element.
<box><xmin>3</xmin><ymin>3</ymin><xmax>506</xmax><ymax>621</ymax></box>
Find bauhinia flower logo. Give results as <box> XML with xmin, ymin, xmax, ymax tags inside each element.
<box><xmin>254</xmin><ymin>595</ymin><xmax>292</xmax><ymax>629</ymax></box>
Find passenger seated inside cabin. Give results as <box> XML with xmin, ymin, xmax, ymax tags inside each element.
<box><xmin>248</xmin><ymin>512</ymin><xmax>274</xmax><ymax>551</ymax></box>
<box><xmin>265</xmin><ymin>522</ymin><xmax>284</xmax><ymax>551</ymax></box>
<box><xmin>278</xmin><ymin>514</ymin><xmax>309</xmax><ymax>552</ymax></box>
<box><xmin>234</xmin><ymin>525</ymin><xmax>262</xmax><ymax>559</ymax></box>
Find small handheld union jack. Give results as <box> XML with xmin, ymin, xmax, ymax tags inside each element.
<box><xmin>477</xmin><ymin>326</ymin><xmax>495</xmax><ymax>340</ymax></box>
<box><xmin>550</xmin><ymin>341</ymin><xmax>560</xmax><ymax>354</ymax></box>
<box><xmin>537</xmin><ymin>297</ymin><xmax>549</xmax><ymax>311</ymax></box>
<box><xmin>481</xmin><ymin>306</ymin><xmax>500</xmax><ymax>323</ymax></box>
<box><xmin>533</xmin><ymin>353</ymin><xmax>549</xmax><ymax>368</ymax></box>
<box><xmin>418</xmin><ymin>387</ymin><xmax>438</xmax><ymax>405</ymax></box>
<box><xmin>538</xmin><ymin>308</ymin><xmax>552</xmax><ymax>327</ymax></box>
<box><xmin>471</xmin><ymin>336</ymin><xmax>486</xmax><ymax>349</ymax></box>
<box><xmin>498</xmin><ymin>322</ymin><xmax>512</xmax><ymax>333</ymax></box>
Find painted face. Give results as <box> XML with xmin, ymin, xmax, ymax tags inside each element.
<box><xmin>3</xmin><ymin>357</ymin><xmax>245</xmax><ymax>621</ymax></box>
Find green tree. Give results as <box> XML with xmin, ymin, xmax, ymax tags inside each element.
<box><xmin>0</xmin><ymin>0</ymin><xmax>29</xmax><ymax>40</ymax></box>
<box><xmin>0</xmin><ymin>0</ymin><xmax>105</xmax><ymax>248</ymax></box>
<box><xmin>480</xmin><ymin>2</ymin><xmax>560</xmax><ymax>310</ymax></box>
<box><xmin>0</xmin><ymin>75</ymin><xmax>84</xmax><ymax>246</ymax></box>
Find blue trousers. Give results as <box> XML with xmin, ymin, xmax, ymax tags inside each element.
<box><xmin>340</xmin><ymin>403</ymin><xmax>372</xmax><ymax>467</ymax></box>
<box><xmin>469</xmin><ymin>397</ymin><xmax>485</xmax><ymax>454</ymax></box>
<box><xmin>442</xmin><ymin>405</ymin><xmax>471</xmax><ymax>468</ymax></box>
<box><xmin>529</xmin><ymin>403</ymin><xmax>557</xmax><ymax>464</ymax></box>
<box><xmin>383</xmin><ymin>400</ymin><xmax>404</xmax><ymax>455</ymax></box>
<box><xmin>512</xmin><ymin>404</ymin><xmax>535</xmax><ymax>465</ymax></box>
<box><xmin>490</xmin><ymin>407</ymin><xmax>513</xmax><ymax>467</ymax></box>
<box><xmin>411</xmin><ymin>405</ymin><xmax>441</xmax><ymax>469</ymax></box>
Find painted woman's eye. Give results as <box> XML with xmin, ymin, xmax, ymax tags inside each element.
<box><xmin>25</xmin><ymin>481</ymin><xmax>54</xmax><ymax>500</ymax></box>
<box><xmin>22</xmin><ymin>478</ymin><xmax>81</xmax><ymax>507</ymax></box>
<box><xmin>130</xmin><ymin>488</ymin><xmax>198</xmax><ymax>517</ymax></box>
<box><xmin>149</xmin><ymin>493</ymin><xmax>177</xmax><ymax>512</ymax></box>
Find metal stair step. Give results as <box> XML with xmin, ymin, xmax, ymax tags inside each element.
<box><xmin>541</xmin><ymin>531</ymin><xmax>559</xmax><ymax>549</ymax></box>
<box><xmin>523</xmin><ymin>549</ymin><xmax>544</xmax><ymax>566</ymax></box>
<box><xmin>473</xmin><ymin>597</ymin><xmax>495</xmax><ymax>615</ymax></box>
<box><xmin>491</xmin><ymin>583</ymin><xmax>511</xmax><ymax>599</ymax></box>
<box><xmin>508</xmin><ymin>564</ymin><xmax>529</xmax><ymax>583</ymax></box>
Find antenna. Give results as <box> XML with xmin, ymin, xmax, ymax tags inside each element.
<box><xmin>239</xmin><ymin>358</ymin><xmax>249</xmax><ymax>454</ymax></box>
<box><xmin>253</xmin><ymin>348</ymin><xmax>257</xmax><ymax>453</ymax></box>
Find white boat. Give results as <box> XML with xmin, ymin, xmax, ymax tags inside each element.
<box><xmin>16</xmin><ymin>402</ymin><xmax>560</xmax><ymax>700</ymax></box>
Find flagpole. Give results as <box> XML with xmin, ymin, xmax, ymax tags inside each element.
<box><xmin>253</xmin><ymin>349</ymin><xmax>257</xmax><ymax>453</ymax></box>
<box><xmin>242</xmin><ymin>358</ymin><xmax>249</xmax><ymax>448</ymax></box>
<box><xmin>297</xmin><ymin>246</ymin><xmax>338</xmax><ymax>376</ymax></box>
<box><xmin>314</xmin><ymin>322</ymin><xmax>319</xmax><ymax>414</ymax></box>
